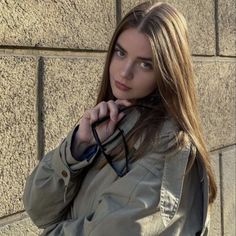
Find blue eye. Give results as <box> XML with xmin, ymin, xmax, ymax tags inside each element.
<box><xmin>114</xmin><ymin>48</ymin><xmax>125</xmax><ymax>58</ymax></box>
<box><xmin>140</xmin><ymin>62</ymin><xmax>153</xmax><ymax>70</ymax></box>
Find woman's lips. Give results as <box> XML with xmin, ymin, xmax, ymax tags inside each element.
<box><xmin>114</xmin><ymin>81</ymin><xmax>131</xmax><ymax>91</ymax></box>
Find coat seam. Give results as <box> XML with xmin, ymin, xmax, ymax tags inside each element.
<box><xmin>87</xmin><ymin>170</ymin><xmax>150</xmax><ymax>236</ymax></box>
<box><xmin>137</xmin><ymin>161</ymin><xmax>163</xmax><ymax>178</ymax></box>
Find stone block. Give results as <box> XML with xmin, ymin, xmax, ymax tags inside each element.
<box><xmin>218</xmin><ymin>0</ymin><xmax>236</xmax><ymax>56</ymax></box>
<box><xmin>43</xmin><ymin>55</ymin><xmax>105</xmax><ymax>153</ymax></box>
<box><xmin>0</xmin><ymin>217</ymin><xmax>42</xmax><ymax>235</ymax></box>
<box><xmin>209</xmin><ymin>151</ymin><xmax>221</xmax><ymax>236</ymax></box>
<box><xmin>121</xmin><ymin>0</ymin><xmax>215</xmax><ymax>55</ymax></box>
<box><xmin>194</xmin><ymin>60</ymin><xmax>236</xmax><ymax>150</ymax></box>
<box><xmin>0</xmin><ymin>56</ymin><xmax>37</xmax><ymax>217</ymax></box>
<box><xmin>221</xmin><ymin>145</ymin><xmax>236</xmax><ymax>236</ymax></box>
<box><xmin>0</xmin><ymin>1</ymin><xmax>116</xmax><ymax>50</ymax></box>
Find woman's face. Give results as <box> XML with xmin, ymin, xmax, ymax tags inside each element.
<box><xmin>109</xmin><ymin>27</ymin><xmax>157</xmax><ymax>103</ymax></box>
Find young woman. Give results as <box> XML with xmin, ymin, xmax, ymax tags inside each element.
<box><xmin>23</xmin><ymin>1</ymin><xmax>217</xmax><ymax>235</ymax></box>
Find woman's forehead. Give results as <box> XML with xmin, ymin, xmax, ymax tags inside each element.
<box><xmin>116</xmin><ymin>28</ymin><xmax>153</xmax><ymax>59</ymax></box>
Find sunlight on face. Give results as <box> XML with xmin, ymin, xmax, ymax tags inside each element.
<box><xmin>109</xmin><ymin>28</ymin><xmax>157</xmax><ymax>103</ymax></box>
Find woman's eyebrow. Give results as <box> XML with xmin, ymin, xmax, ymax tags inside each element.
<box><xmin>138</xmin><ymin>56</ymin><xmax>153</xmax><ymax>62</ymax></box>
<box><xmin>115</xmin><ymin>42</ymin><xmax>152</xmax><ymax>62</ymax></box>
<box><xmin>115</xmin><ymin>43</ymin><xmax>126</xmax><ymax>52</ymax></box>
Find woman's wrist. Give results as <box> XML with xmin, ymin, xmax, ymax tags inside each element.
<box><xmin>71</xmin><ymin>139</ymin><xmax>90</xmax><ymax>159</ymax></box>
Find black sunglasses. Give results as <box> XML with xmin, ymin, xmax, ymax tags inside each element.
<box><xmin>91</xmin><ymin>105</ymin><xmax>152</xmax><ymax>177</ymax></box>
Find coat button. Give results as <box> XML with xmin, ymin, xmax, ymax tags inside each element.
<box><xmin>61</xmin><ymin>170</ymin><xmax>68</xmax><ymax>177</ymax></box>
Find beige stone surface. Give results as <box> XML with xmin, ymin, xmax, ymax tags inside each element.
<box><xmin>0</xmin><ymin>56</ymin><xmax>37</xmax><ymax>217</ymax></box>
<box><xmin>121</xmin><ymin>0</ymin><xmax>215</xmax><ymax>55</ymax></box>
<box><xmin>218</xmin><ymin>0</ymin><xmax>236</xmax><ymax>56</ymax></box>
<box><xmin>194</xmin><ymin>60</ymin><xmax>236</xmax><ymax>150</ymax></box>
<box><xmin>209</xmin><ymin>151</ymin><xmax>221</xmax><ymax>236</ymax></box>
<box><xmin>221</xmin><ymin>145</ymin><xmax>236</xmax><ymax>236</ymax></box>
<box><xmin>0</xmin><ymin>217</ymin><xmax>42</xmax><ymax>236</ymax></box>
<box><xmin>43</xmin><ymin>55</ymin><xmax>105</xmax><ymax>153</ymax></box>
<box><xmin>0</xmin><ymin>1</ymin><xmax>115</xmax><ymax>50</ymax></box>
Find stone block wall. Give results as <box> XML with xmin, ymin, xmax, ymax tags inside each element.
<box><xmin>0</xmin><ymin>0</ymin><xmax>235</xmax><ymax>235</ymax></box>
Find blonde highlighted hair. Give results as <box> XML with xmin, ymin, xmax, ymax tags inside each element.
<box><xmin>96</xmin><ymin>1</ymin><xmax>217</xmax><ymax>203</ymax></box>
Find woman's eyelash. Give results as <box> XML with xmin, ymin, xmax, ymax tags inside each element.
<box><xmin>140</xmin><ymin>62</ymin><xmax>153</xmax><ymax>69</ymax></box>
<box><xmin>114</xmin><ymin>48</ymin><xmax>125</xmax><ymax>56</ymax></box>
<box><xmin>113</xmin><ymin>48</ymin><xmax>153</xmax><ymax>70</ymax></box>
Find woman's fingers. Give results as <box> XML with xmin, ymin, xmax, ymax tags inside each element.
<box><xmin>117</xmin><ymin>112</ymin><xmax>125</xmax><ymax>121</ymax></box>
<box><xmin>100</xmin><ymin>99</ymin><xmax>131</xmax><ymax>122</ymax></box>
<box><xmin>84</xmin><ymin>108</ymin><xmax>98</xmax><ymax>124</ymax></box>
<box><xmin>83</xmin><ymin>99</ymin><xmax>132</xmax><ymax>125</ymax></box>
<box><xmin>98</xmin><ymin>101</ymin><xmax>108</xmax><ymax>118</ymax></box>
<box><xmin>114</xmin><ymin>99</ymin><xmax>133</xmax><ymax>107</ymax></box>
<box><xmin>106</xmin><ymin>99</ymin><xmax>133</xmax><ymax>122</ymax></box>
<box><xmin>107</xmin><ymin>100</ymin><xmax>119</xmax><ymax>121</ymax></box>
<box><xmin>79</xmin><ymin>99</ymin><xmax>132</xmax><ymax>144</ymax></box>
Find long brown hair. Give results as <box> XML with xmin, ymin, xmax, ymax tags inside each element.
<box><xmin>96</xmin><ymin>1</ymin><xmax>216</xmax><ymax>203</ymax></box>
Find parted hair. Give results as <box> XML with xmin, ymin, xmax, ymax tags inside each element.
<box><xmin>96</xmin><ymin>1</ymin><xmax>216</xmax><ymax>203</ymax></box>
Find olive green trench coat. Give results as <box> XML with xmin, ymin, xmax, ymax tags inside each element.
<box><xmin>23</xmin><ymin>109</ymin><xmax>210</xmax><ymax>235</ymax></box>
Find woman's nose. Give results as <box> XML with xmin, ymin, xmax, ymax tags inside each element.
<box><xmin>120</xmin><ymin>61</ymin><xmax>134</xmax><ymax>80</ymax></box>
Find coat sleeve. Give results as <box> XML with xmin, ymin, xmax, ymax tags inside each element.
<box><xmin>24</xmin><ymin>124</ymin><xmax>205</xmax><ymax>236</ymax></box>
<box><xmin>23</xmin><ymin>126</ymin><xmax>99</xmax><ymax>228</ymax></box>
<box><xmin>40</xmin><ymin>158</ymin><xmax>165</xmax><ymax>236</ymax></box>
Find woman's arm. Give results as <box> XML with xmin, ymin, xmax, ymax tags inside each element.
<box><xmin>23</xmin><ymin>126</ymin><xmax>98</xmax><ymax>228</ymax></box>
<box><xmin>23</xmin><ymin>99</ymin><xmax>132</xmax><ymax>228</ymax></box>
<box><xmin>40</xmin><ymin>157</ymin><xmax>165</xmax><ymax>236</ymax></box>
<box><xmin>40</xmin><ymin>143</ymin><xmax>205</xmax><ymax>236</ymax></box>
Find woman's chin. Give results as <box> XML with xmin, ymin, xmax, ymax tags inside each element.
<box><xmin>113</xmin><ymin>94</ymin><xmax>134</xmax><ymax>103</ymax></box>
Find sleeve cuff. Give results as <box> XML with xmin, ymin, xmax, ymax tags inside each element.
<box><xmin>74</xmin><ymin>144</ymin><xmax>98</xmax><ymax>161</ymax></box>
<box><xmin>61</xmin><ymin>125</ymin><xmax>100</xmax><ymax>166</ymax></box>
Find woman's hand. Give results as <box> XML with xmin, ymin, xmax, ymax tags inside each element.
<box><xmin>71</xmin><ymin>99</ymin><xmax>132</xmax><ymax>158</ymax></box>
